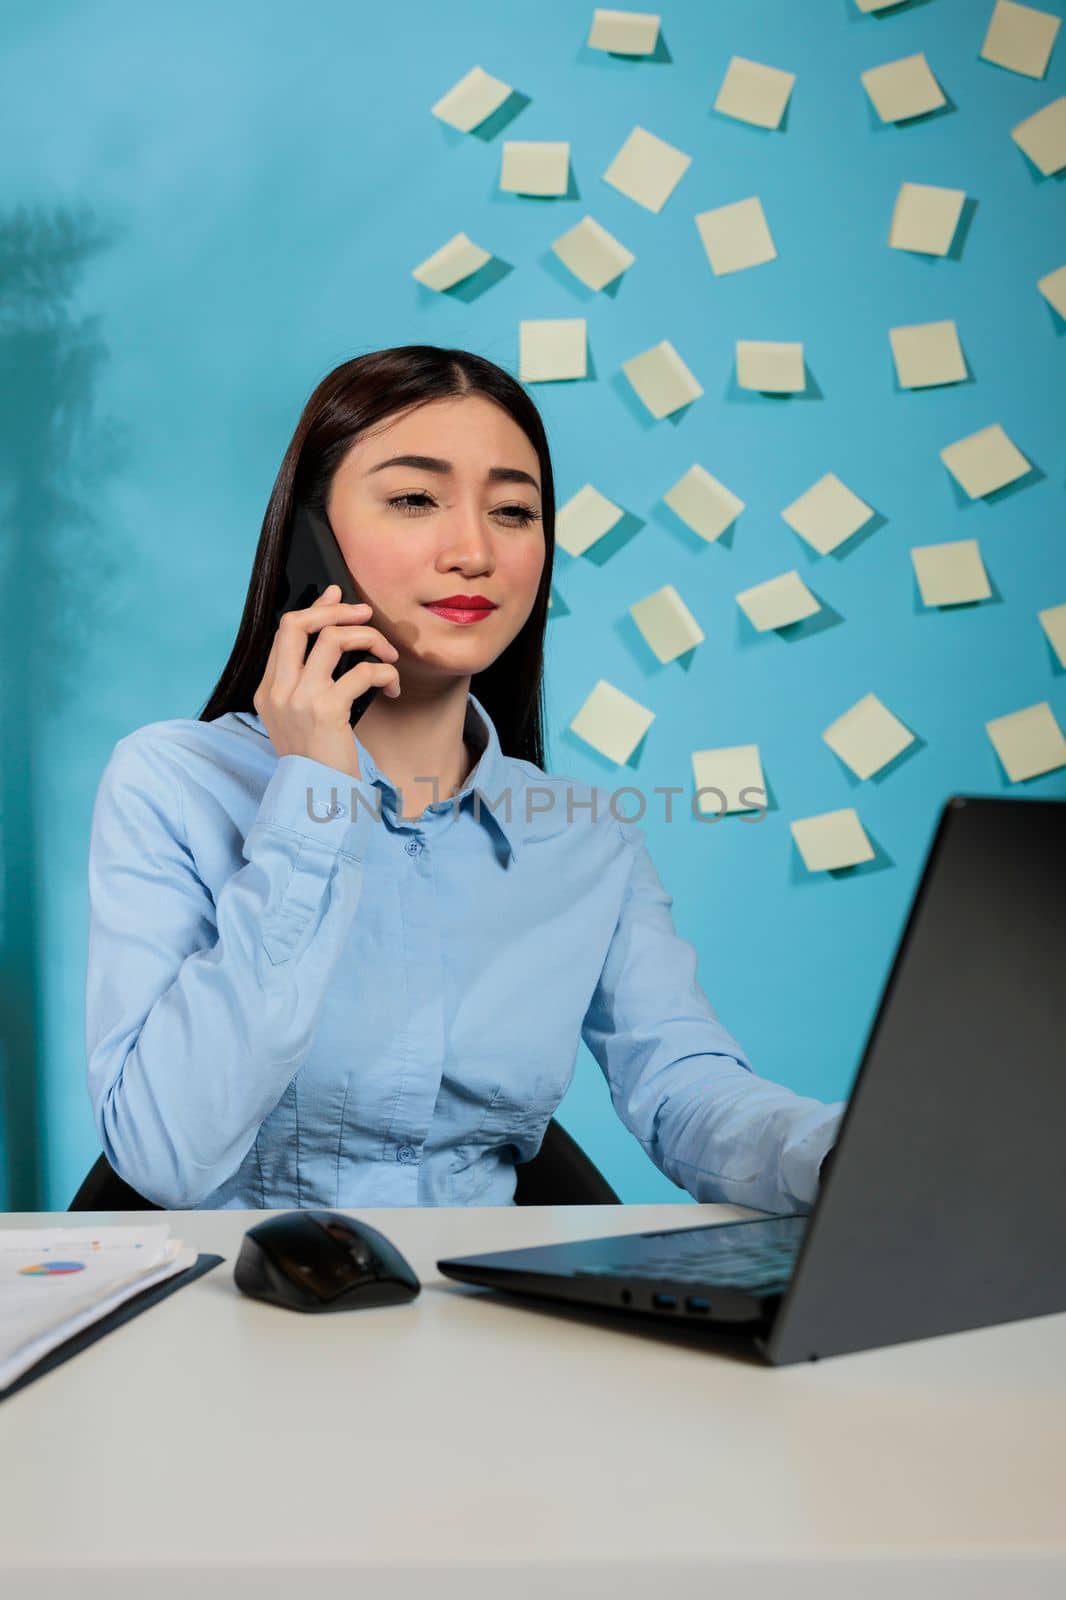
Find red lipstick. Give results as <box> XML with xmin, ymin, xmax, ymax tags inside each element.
<box><xmin>422</xmin><ymin>594</ymin><xmax>498</xmax><ymax>625</ymax></box>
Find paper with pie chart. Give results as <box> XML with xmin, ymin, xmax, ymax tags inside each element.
<box><xmin>0</xmin><ymin>1224</ymin><xmax>195</xmax><ymax>1392</ymax></box>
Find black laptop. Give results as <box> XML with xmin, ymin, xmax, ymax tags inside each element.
<box><xmin>438</xmin><ymin>795</ymin><xmax>1066</xmax><ymax>1365</ymax></box>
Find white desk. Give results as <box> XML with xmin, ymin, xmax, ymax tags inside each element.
<box><xmin>2</xmin><ymin>1204</ymin><xmax>1064</xmax><ymax>1599</ymax></box>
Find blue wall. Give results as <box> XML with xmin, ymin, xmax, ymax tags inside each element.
<box><xmin>1</xmin><ymin>0</ymin><xmax>1063</xmax><ymax>1209</ymax></box>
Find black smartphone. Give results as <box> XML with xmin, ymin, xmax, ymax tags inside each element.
<box><xmin>273</xmin><ymin>501</ymin><xmax>381</xmax><ymax>730</ymax></box>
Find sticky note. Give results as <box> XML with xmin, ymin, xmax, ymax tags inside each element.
<box><xmin>791</xmin><ymin>809</ymin><xmax>875</xmax><ymax>872</ymax></box>
<box><xmin>501</xmin><ymin>141</ymin><xmax>571</xmax><ymax>196</ymax></box>
<box><xmin>692</xmin><ymin>745</ymin><xmax>766</xmax><ymax>814</ymax></box>
<box><xmin>412</xmin><ymin>232</ymin><xmax>492</xmax><ymax>291</ymax></box>
<box><xmin>737</xmin><ymin>340</ymin><xmax>805</xmax><ymax>392</ymax></box>
<box><xmin>1038</xmin><ymin>602</ymin><xmax>1066</xmax><ymax>667</ymax></box>
<box><xmin>629</xmin><ymin>584</ymin><xmax>705</xmax><ymax>663</ymax></box>
<box><xmin>1037</xmin><ymin>264</ymin><xmax>1066</xmax><ymax>317</ymax></box>
<box><xmin>853</xmin><ymin>0</ymin><xmax>908</xmax><ymax>10</ymax></box>
<box><xmin>695</xmin><ymin>196</ymin><xmax>777</xmax><ymax>275</ymax></box>
<box><xmin>822</xmin><ymin>692</ymin><xmax>915</xmax><ymax>780</ymax></box>
<box><xmin>552</xmin><ymin>215</ymin><xmax>635</xmax><ymax>290</ymax></box>
<box><xmin>889</xmin><ymin>181</ymin><xmax>967</xmax><ymax>255</ymax></box>
<box><xmin>602</xmin><ymin>125</ymin><xmax>692</xmax><ymax>212</ymax></box>
<box><xmin>889</xmin><ymin>319</ymin><xmax>967</xmax><ymax>388</ymax></box>
<box><xmin>588</xmin><ymin>7</ymin><xmax>661</xmax><ymax>54</ymax></box>
<box><xmin>985</xmin><ymin>701</ymin><xmax>1066</xmax><ymax>782</ymax></box>
<box><xmin>980</xmin><ymin>1</ymin><xmax>1060</xmax><ymax>80</ymax></box>
<box><xmin>736</xmin><ymin>570</ymin><xmax>821</xmax><ymax>631</ymax></box>
<box><xmin>939</xmin><ymin>423</ymin><xmax>1031</xmax><ymax>498</ymax></box>
<box><xmin>519</xmin><ymin>319</ymin><xmax>587</xmax><ymax>382</ymax></box>
<box><xmin>1011</xmin><ymin>95</ymin><xmax>1066</xmax><ymax>174</ymax></box>
<box><xmin>781</xmin><ymin>472</ymin><xmax>875</xmax><ymax>556</ymax></box>
<box><xmin>622</xmin><ymin>339</ymin><xmax>703</xmax><ymax>418</ymax></box>
<box><xmin>432</xmin><ymin>66</ymin><xmax>513</xmax><ymax>132</ymax></box>
<box><xmin>911</xmin><ymin>539</ymin><xmax>991</xmax><ymax>607</ymax></box>
<box><xmin>663</xmin><ymin>464</ymin><xmax>745</xmax><ymax>543</ymax></box>
<box><xmin>556</xmin><ymin>483</ymin><xmax>625</xmax><ymax>556</ymax></box>
<box><xmin>570</xmin><ymin>680</ymin><xmax>655</xmax><ymax>764</ymax></box>
<box><xmin>861</xmin><ymin>53</ymin><xmax>946</xmax><ymax>122</ymax></box>
<box><xmin>713</xmin><ymin>55</ymin><xmax>796</xmax><ymax>130</ymax></box>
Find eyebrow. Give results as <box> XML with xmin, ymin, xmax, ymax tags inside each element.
<box><xmin>366</xmin><ymin>453</ymin><xmax>540</xmax><ymax>493</ymax></box>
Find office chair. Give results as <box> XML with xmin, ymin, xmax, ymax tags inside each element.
<box><xmin>69</xmin><ymin>1117</ymin><xmax>622</xmax><ymax>1209</ymax></box>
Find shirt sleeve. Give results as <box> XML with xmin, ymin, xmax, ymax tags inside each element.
<box><xmin>580</xmin><ymin>820</ymin><xmax>846</xmax><ymax>1215</ymax></box>
<box><xmin>84</xmin><ymin>732</ymin><xmax>380</xmax><ymax>1209</ymax></box>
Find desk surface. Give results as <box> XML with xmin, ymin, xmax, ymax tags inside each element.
<box><xmin>2</xmin><ymin>1204</ymin><xmax>1064</xmax><ymax>1600</ymax></box>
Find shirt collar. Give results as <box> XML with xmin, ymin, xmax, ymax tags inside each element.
<box><xmin>232</xmin><ymin>689</ymin><xmax>526</xmax><ymax>863</ymax></box>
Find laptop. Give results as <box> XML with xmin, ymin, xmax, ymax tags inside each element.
<box><xmin>438</xmin><ymin>795</ymin><xmax>1066</xmax><ymax>1365</ymax></box>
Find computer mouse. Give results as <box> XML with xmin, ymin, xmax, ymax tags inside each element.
<box><xmin>234</xmin><ymin>1209</ymin><xmax>420</xmax><ymax>1313</ymax></box>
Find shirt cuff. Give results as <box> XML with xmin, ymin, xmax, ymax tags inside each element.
<box><xmin>254</xmin><ymin>753</ymin><xmax>385</xmax><ymax>859</ymax></box>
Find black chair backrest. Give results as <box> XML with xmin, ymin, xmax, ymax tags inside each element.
<box><xmin>70</xmin><ymin>1118</ymin><xmax>621</xmax><ymax>1209</ymax></box>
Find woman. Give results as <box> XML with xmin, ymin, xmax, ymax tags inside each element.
<box><xmin>85</xmin><ymin>344</ymin><xmax>843</xmax><ymax>1211</ymax></box>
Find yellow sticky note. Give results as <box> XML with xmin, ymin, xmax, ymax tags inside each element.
<box><xmin>695</xmin><ymin>195</ymin><xmax>777</xmax><ymax>275</ymax></box>
<box><xmin>629</xmin><ymin>584</ymin><xmax>705</xmax><ymax>664</ymax></box>
<box><xmin>552</xmin><ymin>215</ymin><xmax>635</xmax><ymax>291</ymax></box>
<box><xmin>911</xmin><ymin>540</ymin><xmax>992</xmax><ymax>607</ymax></box>
<box><xmin>1037</xmin><ymin>602</ymin><xmax>1066</xmax><ymax>667</ymax></box>
<box><xmin>519</xmin><ymin>319</ymin><xmax>587</xmax><ymax>382</ymax></box>
<box><xmin>713</xmin><ymin>55</ymin><xmax>796</xmax><ymax>130</ymax></box>
<box><xmin>570</xmin><ymin>680</ymin><xmax>655</xmax><ymax>764</ymax></box>
<box><xmin>501</xmin><ymin>141</ymin><xmax>571</xmax><ymax>196</ymax></box>
<box><xmin>985</xmin><ymin>701</ymin><xmax>1066</xmax><ymax>782</ymax></box>
<box><xmin>556</xmin><ymin>483</ymin><xmax>624</xmax><ymax>557</ymax></box>
<box><xmin>889</xmin><ymin>181</ymin><xmax>967</xmax><ymax>255</ymax></box>
<box><xmin>737</xmin><ymin>340</ymin><xmax>805</xmax><ymax>392</ymax></box>
<box><xmin>1011</xmin><ymin>95</ymin><xmax>1066</xmax><ymax>174</ymax></box>
<box><xmin>781</xmin><ymin>472</ymin><xmax>875</xmax><ymax>556</ymax></box>
<box><xmin>791</xmin><ymin>809</ymin><xmax>875</xmax><ymax>872</ymax></box>
<box><xmin>692</xmin><ymin>745</ymin><xmax>766</xmax><ymax>814</ymax></box>
<box><xmin>822</xmin><ymin>692</ymin><xmax>915</xmax><ymax>780</ymax></box>
<box><xmin>861</xmin><ymin>53</ymin><xmax>946</xmax><ymax>122</ymax></box>
<box><xmin>622</xmin><ymin>339</ymin><xmax>703</xmax><ymax>418</ymax></box>
<box><xmin>981</xmin><ymin>1</ymin><xmax>1061</xmax><ymax>80</ymax></box>
<box><xmin>1037</xmin><ymin>264</ymin><xmax>1066</xmax><ymax>318</ymax></box>
<box><xmin>663</xmin><ymin>464</ymin><xmax>745</xmax><ymax>543</ymax></box>
<box><xmin>412</xmin><ymin>232</ymin><xmax>491</xmax><ymax>291</ymax></box>
<box><xmin>737</xmin><ymin>570</ymin><xmax>821</xmax><ymax>631</ymax></box>
<box><xmin>588</xmin><ymin>8</ymin><xmax>661</xmax><ymax>54</ymax></box>
<box><xmin>940</xmin><ymin>423</ymin><xmax>1031</xmax><ymax>498</ymax></box>
<box><xmin>889</xmin><ymin>319</ymin><xmax>967</xmax><ymax>388</ymax></box>
<box><xmin>431</xmin><ymin>65</ymin><xmax>513</xmax><ymax>132</ymax></box>
<box><xmin>602</xmin><ymin>125</ymin><xmax>692</xmax><ymax>212</ymax></box>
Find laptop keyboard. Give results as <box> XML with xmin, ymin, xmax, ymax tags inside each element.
<box><xmin>569</xmin><ymin>1219</ymin><xmax>806</xmax><ymax>1296</ymax></box>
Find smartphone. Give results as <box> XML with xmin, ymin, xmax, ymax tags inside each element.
<box><xmin>273</xmin><ymin>501</ymin><xmax>381</xmax><ymax>730</ymax></box>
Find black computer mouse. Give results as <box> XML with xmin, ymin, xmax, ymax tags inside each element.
<box><xmin>234</xmin><ymin>1209</ymin><xmax>420</xmax><ymax>1313</ymax></box>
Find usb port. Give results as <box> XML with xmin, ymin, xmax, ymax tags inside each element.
<box><xmin>652</xmin><ymin>1292</ymin><xmax>677</xmax><ymax>1309</ymax></box>
<box><xmin>685</xmin><ymin>1296</ymin><xmax>711</xmax><ymax>1314</ymax></box>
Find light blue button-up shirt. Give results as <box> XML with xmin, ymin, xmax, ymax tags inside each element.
<box><xmin>84</xmin><ymin>691</ymin><xmax>845</xmax><ymax>1212</ymax></box>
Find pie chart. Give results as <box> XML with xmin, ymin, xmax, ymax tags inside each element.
<box><xmin>19</xmin><ymin>1260</ymin><xmax>86</xmax><ymax>1276</ymax></box>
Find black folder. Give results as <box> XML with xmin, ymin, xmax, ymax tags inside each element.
<box><xmin>0</xmin><ymin>1252</ymin><xmax>224</xmax><ymax>1403</ymax></box>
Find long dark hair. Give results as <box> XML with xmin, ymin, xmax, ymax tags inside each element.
<box><xmin>196</xmin><ymin>345</ymin><xmax>556</xmax><ymax>769</ymax></box>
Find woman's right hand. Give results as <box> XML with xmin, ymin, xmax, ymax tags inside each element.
<box><xmin>253</xmin><ymin>583</ymin><xmax>401</xmax><ymax>780</ymax></box>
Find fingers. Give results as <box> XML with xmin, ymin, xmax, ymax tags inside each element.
<box><xmin>332</xmin><ymin>657</ymin><xmax>402</xmax><ymax>704</ymax></box>
<box><xmin>271</xmin><ymin>590</ymin><xmax>395</xmax><ymax>701</ymax></box>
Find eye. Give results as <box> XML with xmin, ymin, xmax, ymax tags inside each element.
<box><xmin>387</xmin><ymin>492</ymin><xmax>541</xmax><ymax>527</ymax></box>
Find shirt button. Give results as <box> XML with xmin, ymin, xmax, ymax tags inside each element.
<box><xmin>404</xmin><ymin>838</ymin><xmax>422</xmax><ymax>855</ymax></box>
<box><xmin>397</xmin><ymin>1145</ymin><xmax>418</xmax><ymax>1163</ymax></box>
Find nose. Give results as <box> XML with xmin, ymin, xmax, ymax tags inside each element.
<box><xmin>436</xmin><ymin>501</ymin><xmax>496</xmax><ymax>574</ymax></box>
